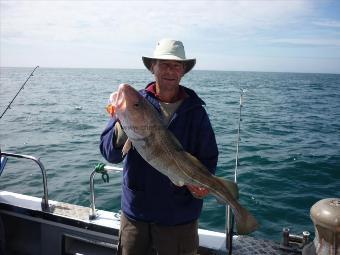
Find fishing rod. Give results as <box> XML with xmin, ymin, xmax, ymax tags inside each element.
<box><xmin>234</xmin><ymin>89</ymin><xmax>245</xmax><ymax>182</ymax></box>
<box><xmin>0</xmin><ymin>66</ymin><xmax>39</xmax><ymax>120</ymax></box>
<box><xmin>226</xmin><ymin>88</ymin><xmax>245</xmax><ymax>254</ymax></box>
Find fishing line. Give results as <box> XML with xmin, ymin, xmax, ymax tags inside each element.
<box><xmin>0</xmin><ymin>66</ymin><xmax>39</xmax><ymax>120</ymax></box>
<box><xmin>234</xmin><ymin>89</ymin><xmax>245</xmax><ymax>182</ymax></box>
<box><xmin>226</xmin><ymin>88</ymin><xmax>245</xmax><ymax>254</ymax></box>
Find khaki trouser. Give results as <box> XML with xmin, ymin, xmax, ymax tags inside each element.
<box><xmin>118</xmin><ymin>213</ymin><xmax>199</xmax><ymax>255</ymax></box>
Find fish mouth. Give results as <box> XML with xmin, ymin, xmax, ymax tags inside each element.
<box><xmin>115</xmin><ymin>86</ymin><xmax>125</xmax><ymax>111</ymax></box>
<box><xmin>117</xmin><ymin>83</ymin><xmax>141</xmax><ymax>110</ymax></box>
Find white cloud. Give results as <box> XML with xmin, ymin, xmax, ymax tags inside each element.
<box><xmin>198</xmin><ymin>54</ymin><xmax>340</xmax><ymax>74</ymax></box>
<box><xmin>1</xmin><ymin>0</ymin><xmax>339</xmax><ymax>73</ymax></box>
<box><xmin>1</xmin><ymin>0</ymin><xmax>313</xmax><ymax>45</ymax></box>
<box><xmin>270</xmin><ymin>38</ymin><xmax>340</xmax><ymax>47</ymax></box>
<box><xmin>313</xmin><ymin>19</ymin><xmax>340</xmax><ymax>28</ymax></box>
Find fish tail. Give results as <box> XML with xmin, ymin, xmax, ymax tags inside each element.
<box><xmin>209</xmin><ymin>176</ymin><xmax>259</xmax><ymax>234</ymax></box>
<box><xmin>234</xmin><ymin>205</ymin><xmax>259</xmax><ymax>235</ymax></box>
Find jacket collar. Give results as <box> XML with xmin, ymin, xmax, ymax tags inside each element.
<box><xmin>145</xmin><ymin>82</ymin><xmax>188</xmax><ymax>102</ymax></box>
<box><xmin>141</xmin><ymin>82</ymin><xmax>205</xmax><ymax>113</ymax></box>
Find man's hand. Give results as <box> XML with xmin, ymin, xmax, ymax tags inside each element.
<box><xmin>187</xmin><ymin>185</ymin><xmax>209</xmax><ymax>199</ymax></box>
<box><xmin>106</xmin><ymin>91</ymin><xmax>118</xmax><ymax>117</ymax></box>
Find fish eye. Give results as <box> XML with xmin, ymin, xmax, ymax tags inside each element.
<box><xmin>134</xmin><ymin>103</ymin><xmax>139</xmax><ymax>107</ymax></box>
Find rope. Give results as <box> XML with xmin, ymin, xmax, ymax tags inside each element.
<box><xmin>94</xmin><ymin>163</ymin><xmax>109</xmax><ymax>183</ymax></box>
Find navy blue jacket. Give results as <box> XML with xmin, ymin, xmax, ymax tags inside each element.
<box><xmin>100</xmin><ymin>83</ymin><xmax>218</xmax><ymax>226</ymax></box>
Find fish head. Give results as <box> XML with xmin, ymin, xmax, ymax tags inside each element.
<box><xmin>114</xmin><ymin>83</ymin><xmax>154</xmax><ymax>139</ymax></box>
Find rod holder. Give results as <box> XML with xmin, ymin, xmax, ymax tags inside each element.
<box><xmin>281</xmin><ymin>227</ymin><xmax>310</xmax><ymax>251</ymax></box>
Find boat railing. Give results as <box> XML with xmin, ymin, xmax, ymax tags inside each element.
<box><xmin>89</xmin><ymin>163</ymin><xmax>123</xmax><ymax>220</ymax></box>
<box><xmin>88</xmin><ymin>163</ymin><xmax>239</xmax><ymax>253</ymax></box>
<box><xmin>1</xmin><ymin>152</ymin><xmax>316</xmax><ymax>253</ymax></box>
<box><xmin>0</xmin><ymin>151</ymin><xmax>51</xmax><ymax>212</ymax></box>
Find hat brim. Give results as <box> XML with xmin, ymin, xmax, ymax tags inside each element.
<box><xmin>142</xmin><ymin>56</ymin><xmax>196</xmax><ymax>74</ymax></box>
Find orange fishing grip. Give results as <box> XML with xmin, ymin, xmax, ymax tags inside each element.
<box><xmin>106</xmin><ymin>104</ymin><xmax>115</xmax><ymax>117</ymax></box>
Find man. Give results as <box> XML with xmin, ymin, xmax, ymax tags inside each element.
<box><xmin>100</xmin><ymin>39</ymin><xmax>218</xmax><ymax>255</ymax></box>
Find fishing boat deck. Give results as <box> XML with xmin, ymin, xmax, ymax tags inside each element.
<box><xmin>0</xmin><ymin>190</ymin><xmax>302</xmax><ymax>255</ymax></box>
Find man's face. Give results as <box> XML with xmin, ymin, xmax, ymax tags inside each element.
<box><xmin>151</xmin><ymin>60</ymin><xmax>185</xmax><ymax>88</ymax></box>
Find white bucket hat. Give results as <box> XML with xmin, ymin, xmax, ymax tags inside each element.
<box><xmin>142</xmin><ymin>39</ymin><xmax>196</xmax><ymax>74</ymax></box>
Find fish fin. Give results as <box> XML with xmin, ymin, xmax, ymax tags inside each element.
<box><xmin>169</xmin><ymin>177</ymin><xmax>185</xmax><ymax>187</ymax></box>
<box><xmin>122</xmin><ymin>139</ymin><xmax>132</xmax><ymax>156</ymax></box>
<box><xmin>182</xmin><ymin>151</ymin><xmax>212</xmax><ymax>174</ymax></box>
<box><xmin>215</xmin><ymin>176</ymin><xmax>239</xmax><ymax>200</ymax></box>
<box><xmin>234</xmin><ymin>206</ymin><xmax>259</xmax><ymax>235</ymax></box>
<box><xmin>167</xmin><ymin>131</ymin><xmax>184</xmax><ymax>151</ymax></box>
<box><xmin>181</xmin><ymin>152</ymin><xmax>239</xmax><ymax>200</ymax></box>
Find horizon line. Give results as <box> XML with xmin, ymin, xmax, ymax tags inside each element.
<box><xmin>0</xmin><ymin>66</ymin><xmax>339</xmax><ymax>75</ymax></box>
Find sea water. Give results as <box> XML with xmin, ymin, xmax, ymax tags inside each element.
<box><xmin>0</xmin><ymin>67</ymin><xmax>339</xmax><ymax>241</ymax></box>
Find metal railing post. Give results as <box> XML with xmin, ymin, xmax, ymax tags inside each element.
<box><xmin>89</xmin><ymin>164</ymin><xmax>123</xmax><ymax>220</ymax></box>
<box><xmin>0</xmin><ymin>152</ymin><xmax>51</xmax><ymax>212</ymax></box>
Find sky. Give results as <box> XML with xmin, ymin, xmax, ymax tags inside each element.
<box><xmin>1</xmin><ymin>0</ymin><xmax>340</xmax><ymax>74</ymax></box>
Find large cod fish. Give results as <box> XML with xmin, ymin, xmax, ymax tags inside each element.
<box><xmin>107</xmin><ymin>83</ymin><xmax>259</xmax><ymax>235</ymax></box>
